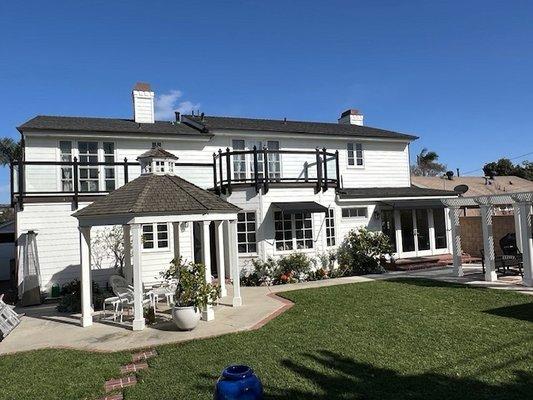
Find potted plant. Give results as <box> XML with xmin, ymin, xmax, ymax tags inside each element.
<box><xmin>166</xmin><ymin>258</ymin><xmax>220</xmax><ymax>331</ymax></box>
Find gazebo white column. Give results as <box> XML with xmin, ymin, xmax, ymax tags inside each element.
<box><xmin>215</xmin><ymin>221</ymin><xmax>227</xmax><ymax>297</ymax></box>
<box><xmin>79</xmin><ymin>226</ymin><xmax>93</xmax><ymax>327</ymax></box>
<box><xmin>172</xmin><ymin>222</ymin><xmax>181</xmax><ymax>260</ymax></box>
<box><xmin>447</xmin><ymin>206</ymin><xmax>463</xmax><ymax>277</ymax></box>
<box><xmin>228</xmin><ymin>219</ymin><xmax>242</xmax><ymax>307</ymax></box>
<box><xmin>130</xmin><ymin>223</ymin><xmax>145</xmax><ymax>331</ymax></box>
<box><xmin>516</xmin><ymin>201</ymin><xmax>533</xmax><ymax>286</ymax></box>
<box><xmin>201</xmin><ymin>220</ymin><xmax>215</xmax><ymax>321</ymax></box>
<box><xmin>123</xmin><ymin>224</ymin><xmax>132</xmax><ymax>284</ymax></box>
<box><xmin>479</xmin><ymin>204</ymin><xmax>497</xmax><ymax>282</ymax></box>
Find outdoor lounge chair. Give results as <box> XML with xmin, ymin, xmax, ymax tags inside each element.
<box><xmin>108</xmin><ymin>275</ymin><xmax>153</xmax><ymax>323</ymax></box>
<box><xmin>0</xmin><ymin>294</ymin><xmax>21</xmax><ymax>341</ymax></box>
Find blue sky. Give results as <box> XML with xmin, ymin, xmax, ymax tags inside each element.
<box><xmin>1</xmin><ymin>0</ymin><xmax>532</xmax><ymax>202</ymax></box>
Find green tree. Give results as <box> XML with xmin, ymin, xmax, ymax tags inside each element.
<box><xmin>483</xmin><ymin>158</ymin><xmax>533</xmax><ymax>181</ymax></box>
<box><xmin>0</xmin><ymin>137</ymin><xmax>22</xmax><ymax>165</ymax></box>
<box><xmin>411</xmin><ymin>148</ymin><xmax>446</xmax><ymax>176</ymax></box>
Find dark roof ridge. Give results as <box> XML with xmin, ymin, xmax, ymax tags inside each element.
<box><xmin>131</xmin><ymin>175</ymin><xmax>154</xmax><ymax>212</ymax></box>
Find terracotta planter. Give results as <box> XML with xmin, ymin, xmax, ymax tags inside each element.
<box><xmin>172</xmin><ymin>305</ymin><xmax>201</xmax><ymax>330</ymax></box>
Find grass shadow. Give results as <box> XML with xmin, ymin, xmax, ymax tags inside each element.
<box><xmin>386</xmin><ymin>277</ymin><xmax>469</xmax><ymax>289</ymax></box>
<box><xmin>484</xmin><ymin>302</ymin><xmax>533</xmax><ymax>323</ymax></box>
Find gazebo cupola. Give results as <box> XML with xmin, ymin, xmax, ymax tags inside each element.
<box><xmin>137</xmin><ymin>147</ymin><xmax>179</xmax><ymax>175</ymax></box>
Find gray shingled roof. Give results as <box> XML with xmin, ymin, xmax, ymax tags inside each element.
<box><xmin>18</xmin><ymin>115</ymin><xmax>208</xmax><ymax>136</ymax></box>
<box><xmin>137</xmin><ymin>147</ymin><xmax>179</xmax><ymax>159</ymax></box>
<box><xmin>338</xmin><ymin>186</ymin><xmax>457</xmax><ymax>199</ymax></box>
<box><xmin>73</xmin><ymin>174</ymin><xmax>240</xmax><ymax>218</ymax></box>
<box><xmin>183</xmin><ymin>115</ymin><xmax>418</xmax><ymax>141</ymax></box>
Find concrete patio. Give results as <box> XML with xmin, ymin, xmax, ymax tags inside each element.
<box><xmin>1</xmin><ymin>265</ymin><xmax>531</xmax><ymax>355</ymax></box>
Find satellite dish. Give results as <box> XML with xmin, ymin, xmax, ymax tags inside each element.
<box><xmin>454</xmin><ymin>184</ymin><xmax>469</xmax><ymax>196</ymax></box>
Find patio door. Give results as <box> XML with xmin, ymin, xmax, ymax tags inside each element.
<box><xmin>399</xmin><ymin>209</ymin><xmax>432</xmax><ymax>257</ymax></box>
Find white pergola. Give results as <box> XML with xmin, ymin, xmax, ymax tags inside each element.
<box><xmin>442</xmin><ymin>191</ymin><xmax>533</xmax><ymax>286</ymax></box>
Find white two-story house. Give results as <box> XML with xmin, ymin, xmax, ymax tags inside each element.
<box><xmin>12</xmin><ymin>83</ymin><xmax>457</xmax><ymax>295</ymax></box>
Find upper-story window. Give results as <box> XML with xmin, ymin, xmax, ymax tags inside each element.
<box><xmin>60</xmin><ymin>141</ymin><xmax>73</xmax><ymax>192</ymax></box>
<box><xmin>232</xmin><ymin>140</ymin><xmax>281</xmax><ymax>180</ymax></box>
<box><xmin>103</xmin><ymin>142</ymin><xmax>115</xmax><ymax>191</ymax></box>
<box><xmin>155</xmin><ymin>161</ymin><xmax>165</xmax><ymax>173</ymax></box>
<box><xmin>78</xmin><ymin>141</ymin><xmax>99</xmax><ymax>192</ymax></box>
<box><xmin>347</xmin><ymin>142</ymin><xmax>364</xmax><ymax>167</ymax></box>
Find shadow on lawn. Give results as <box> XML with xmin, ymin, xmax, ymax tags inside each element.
<box><xmin>484</xmin><ymin>302</ymin><xmax>533</xmax><ymax>323</ymax></box>
<box><xmin>263</xmin><ymin>350</ymin><xmax>532</xmax><ymax>400</ymax></box>
<box><xmin>385</xmin><ymin>277</ymin><xmax>469</xmax><ymax>289</ymax></box>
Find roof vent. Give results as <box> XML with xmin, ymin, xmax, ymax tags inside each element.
<box><xmin>338</xmin><ymin>109</ymin><xmax>363</xmax><ymax>126</ymax></box>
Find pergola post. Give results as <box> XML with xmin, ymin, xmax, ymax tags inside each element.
<box><xmin>215</xmin><ymin>221</ymin><xmax>227</xmax><ymax>297</ymax></box>
<box><xmin>201</xmin><ymin>220</ymin><xmax>214</xmax><ymax>321</ymax></box>
<box><xmin>479</xmin><ymin>204</ymin><xmax>497</xmax><ymax>282</ymax></box>
<box><xmin>516</xmin><ymin>202</ymin><xmax>533</xmax><ymax>286</ymax></box>
<box><xmin>448</xmin><ymin>206</ymin><xmax>463</xmax><ymax>277</ymax></box>
<box><xmin>130</xmin><ymin>223</ymin><xmax>145</xmax><ymax>331</ymax></box>
<box><xmin>79</xmin><ymin>226</ymin><xmax>93</xmax><ymax>327</ymax></box>
<box><xmin>228</xmin><ymin>219</ymin><xmax>242</xmax><ymax>307</ymax></box>
<box><xmin>123</xmin><ymin>224</ymin><xmax>132</xmax><ymax>284</ymax></box>
<box><xmin>513</xmin><ymin>203</ymin><xmax>523</xmax><ymax>252</ymax></box>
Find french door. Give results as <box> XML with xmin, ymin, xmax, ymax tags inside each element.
<box><xmin>398</xmin><ymin>209</ymin><xmax>433</xmax><ymax>257</ymax></box>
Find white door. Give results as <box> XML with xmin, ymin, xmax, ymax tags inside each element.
<box><xmin>398</xmin><ymin>209</ymin><xmax>432</xmax><ymax>257</ymax></box>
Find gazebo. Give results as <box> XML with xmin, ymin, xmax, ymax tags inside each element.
<box><xmin>442</xmin><ymin>191</ymin><xmax>532</xmax><ymax>286</ymax></box>
<box><xmin>72</xmin><ymin>147</ymin><xmax>242</xmax><ymax>330</ymax></box>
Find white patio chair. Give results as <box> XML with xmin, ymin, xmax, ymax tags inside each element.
<box><xmin>108</xmin><ymin>275</ymin><xmax>153</xmax><ymax>322</ymax></box>
<box><xmin>101</xmin><ymin>295</ymin><xmax>122</xmax><ymax>321</ymax></box>
<box><xmin>151</xmin><ymin>278</ymin><xmax>178</xmax><ymax>309</ymax></box>
<box><xmin>0</xmin><ymin>294</ymin><xmax>21</xmax><ymax>341</ymax></box>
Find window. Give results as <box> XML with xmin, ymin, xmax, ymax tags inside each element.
<box><xmin>248</xmin><ymin>140</ymin><xmax>264</xmax><ymax>179</ymax></box>
<box><xmin>78</xmin><ymin>141</ymin><xmax>99</xmax><ymax>192</ymax></box>
<box><xmin>341</xmin><ymin>207</ymin><xmax>367</xmax><ymax>218</ymax></box>
<box><xmin>347</xmin><ymin>142</ymin><xmax>363</xmax><ymax>166</ymax></box>
<box><xmin>232</xmin><ymin>140</ymin><xmax>246</xmax><ymax>180</ymax></box>
<box><xmin>275</xmin><ymin>211</ymin><xmax>313</xmax><ymax>251</ymax></box>
<box><xmin>59</xmin><ymin>141</ymin><xmax>73</xmax><ymax>191</ymax></box>
<box><xmin>103</xmin><ymin>142</ymin><xmax>115</xmax><ymax>191</ymax></box>
<box><xmin>326</xmin><ymin>208</ymin><xmax>336</xmax><ymax>247</ymax></box>
<box><xmin>142</xmin><ymin>223</ymin><xmax>169</xmax><ymax>250</ymax></box>
<box><xmin>237</xmin><ymin>212</ymin><xmax>257</xmax><ymax>253</ymax></box>
<box><xmin>155</xmin><ymin>161</ymin><xmax>165</xmax><ymax>173</ymax></box>
<box><xmin>267</xmin><ymin>141</ymin><xmax>281</xmax><ymax>179</ymax></box>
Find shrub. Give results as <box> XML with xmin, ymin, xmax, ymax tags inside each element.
<box><xmin>241</xmin><ymin>257</ymin><xmax>279</xmax><ymax>286</ymax></box>
<box><xmin>56</xmin><ymin>280</ymin><xmax>112</xmax><ymax>313</ymax></box>
<box><xmin>277</xmin><ymin>252</ymin><xmax>313</xmax><ymax>283</ymax></box>
<box><xmin>337</xmin><ymin>228</ymin><xmax>393</xmax><ymax>275</ymax></box>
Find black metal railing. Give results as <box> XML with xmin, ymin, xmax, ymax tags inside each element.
<box><xmin>11</xmin><ymin>158</ymin><xmax>213</xmax><ymax>210</ymax></box>
<box><xmin>212</xmin><ymin>147</ymin><xmax>340</xmax><ymax>195</ymax></box>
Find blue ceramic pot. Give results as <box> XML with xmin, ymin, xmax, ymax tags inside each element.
<box><xmin>214</xmin><ymin>365</ymin><xmax>263</xmax><ymax>400</ymax></box>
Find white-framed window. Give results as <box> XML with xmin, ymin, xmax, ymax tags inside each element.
<box><xmin>341</xmin><ymin>207</ymin><xmax>368</xmax><ymax>218</ymax></box>
<box><xmin>155</xmin><ymin>160</ymin><xmax>165</xmax><ymax>173</ymax></box>
<box><xmin>274</xmin><ymin>211</ymin><xmax>313</xmax><ymax>251</ymax></box>
<box><xmin>237</xmin><ymin>211</ymin><xmax>257</xmax><ymax>253</ymax></box>
<box><xmin>347</xmin><ymin>142</ymin><xmax>363</xmax><ymax>167</ymax></box>
<box><xmin>103</xmin><ymin>142</ymin><xmax>115</xmax><ymax>191</ymax></box>
<box><xmin>326</xmin><ymin>208</ymin><xmax>336</xmax><ymax>247</ymax></box>
<box><xmin>142</xmin><ymin>223</ymin><xmax>169</xmax><ymax>250</ymax></box>
<box><xmin>78</xmin><ymin>141</ymin><xmax>99</xmax><ymax>192</ymax></box>
<box><xmin>232</xmin><ymin>139</ymin><xmax>281</xmax><ymax>180</ymax></box>
<box><xmin>59</xmin><ymin>141</ymin><xmax>73</xmax><ymax>191</ymax></box>
<box><xmin>232</xmin><ymin>140</ymin><xmax>246</xmax><ymax>180</ymax></box>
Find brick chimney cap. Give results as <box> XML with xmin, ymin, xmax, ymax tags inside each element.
<box><xmin>133</xmin><ymin>82</ymin><xmax>152</xmax><ymax>92</ymax></box>
<box><xmin>341</xmin><ymin>109</ymin><xmax>362</xmax><ymax>118</ymax></box>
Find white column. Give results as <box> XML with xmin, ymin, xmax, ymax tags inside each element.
<box><xmin>480</xmin><ymin>204</ymin><xmax>497</xmax><ymax>282</ymax></box>
<box><xmin>513</xmin><ymin>203</ymin><xmax>523</xmax><ymax>252</ymax></box>
<box><xmin>131</xmin><ymin>223</ymin><xmax>145</xmax><ymax>331</ymax></box>
<box><xmin>201</xmin><ymin>220</ymin><xmax>214</xmax><ymax>321</ymax></box>
<box><xmin>448</xmin><ymin>206</ymin><xmax>463</xmax><ymax>277</ymax></box>
<box><xmin>215</xmin><ymin>221</ymin><xmax>227</xmax><ymax>297</ymax></box>
<box><xmin>517</xmin><ymin>202</ymin><xmax>533</xmax><ymax>286</ymax></box>
<box><xmin>79</xmin><ymin>226</ymin><xmax>93</xmax><ymax>327</ymax></box>
<box><xmin>123</xmin><ymin>225</ymin><xmax>132</xmax><ymax>284</ymax></box>
<box><xmin>228</xmin><ymin>219</ymin><xmax>242</xmax><ymax>307</ymax></box>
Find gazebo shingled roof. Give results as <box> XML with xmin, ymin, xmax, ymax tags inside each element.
<box><xmin>73</xmin><ymin>174</ymin><xmax>240</xmax><ymax>218</ymax></box>
<box><xmin>137</xmin><ymin>147</ymin><xmax>179</xmax><ymax>160</ymax></box>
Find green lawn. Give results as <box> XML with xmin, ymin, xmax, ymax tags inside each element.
<box><xmin>1</xmin><ymin>278</ymin><xmax>532</xmax><ymax>400</ymax></box>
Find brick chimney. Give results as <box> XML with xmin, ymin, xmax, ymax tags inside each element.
<box><xmin>132</xmin><ymin>82</ymin><xmax>155</xmax><ymax>124</ymax></box>
<box><xmin>338</xmin><ymin>109</ymin><xmax>364</xmax><ymax>126</ymax></box>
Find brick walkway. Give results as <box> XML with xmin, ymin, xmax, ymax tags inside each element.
<box><xmin>98</xmin><ymin>349</ymin><xmax>158</xmax><ymax>400</ymax></box>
